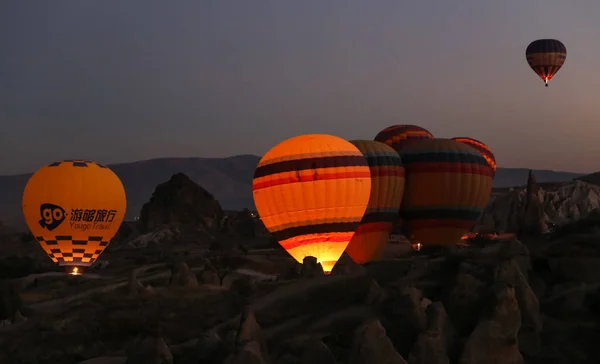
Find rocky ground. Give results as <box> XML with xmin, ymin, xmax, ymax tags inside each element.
<box><xmin>2</xmin><ymin>174</ymin><xmax>600</xmax><ymax>363</ymax></box>
<box><xmin>2</xmin><ymin>226</ymin><xmax>600</xmax><ymax>363</ymax></box>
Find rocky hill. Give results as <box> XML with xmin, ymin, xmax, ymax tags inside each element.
<box><xmin>0</xmin><ymin>155</ymin><xmax>586</xmax><ymax>228</ymax></box>
<box><xmin>478</xmin><ymin>178</ymin><xmax>600</xmax><ymax>233</ymax></box>
<box><xmin>0</xmin><ymin>155</ymin><xmax>259</xmax><ymax>227</ymax></box>
<box><xmin>1</xmin><ymin>173</ymin><xmax>600</xmax><ymax>363</ymax></box>
<box><xmin>576</xmin><ymin>171</ymin><xmax>600</xmax><ymax>185</ymax></box>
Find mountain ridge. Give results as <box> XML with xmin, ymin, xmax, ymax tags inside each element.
<box><xmin>0</xmin><ymin>155</ymin><xmax>589</xmax><ymax>228</ymax></box>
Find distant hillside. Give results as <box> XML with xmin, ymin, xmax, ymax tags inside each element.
<box><xmin>0</xmin><ymin>155</ymin><xmax>260</xmax><ymax>227</ymax></box>
<box><xmin>576</xmin><ymin>171</ymin><xmax>600</xmax><ymax>186</ymax></box>
<box><xmin>0</xmin><ymin>155</ymin><xmax>586</xmax><ymax>228</ymax></box>
<box><xmin>493</xmin><ymin>168</ymin><xmax>585</xmax><ymax>189</ymax></box>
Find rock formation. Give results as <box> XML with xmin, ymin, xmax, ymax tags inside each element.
<box><xmin>519</xmin><ymin>170</ymin><xmax>547</xmax><ymax>235</ymax></box>
<box><xmin>477</xmin><ymin>179</ymin><xmax>600</xmax><ymax>233</ymax></box>
<box><xmin>139</xmin><ymin>173</ymin><xmax>224</xmax><ymax>233</ymax></box>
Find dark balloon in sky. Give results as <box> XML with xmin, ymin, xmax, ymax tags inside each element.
<box><xmin>526</xmin><ymin>39</ymin><xmax>567</xmax><ymax>87</ymax></box>
<box><xmin>374</xmin><ymin>125</ymin><xmax>434</xmax><ymax>154</ymax></box>
<box><xmin>451</xmin><ymin>137</ymin><xmax>496</xmax><ymax>175</ymax></box>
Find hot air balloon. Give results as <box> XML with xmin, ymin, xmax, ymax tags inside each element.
<box><xmin>451</xmin><ymin>137</ymin><xmax>496</xmax><ymax>175</ymax></box>
<box><xmin>374</xmin><ymin>125</ymin><xmax>434</xmax><ymax>153</ymax></box>
<box><xmin>345</xmin><ymin>140</ymin><xmax>405</xmax><ymax>264</ymax></box>
<box><xmin>526</xmin><ymin>39</ymin><xmax>567</xmax><ymax>87</ymax></box>
<box><xmin>399</xmin><ymin>139</ymin><xmax>493</xmax><ymax>247</ymax></box>
<box><xmin>22</xmin><ymin>160</ymin><xmax>127</xmax><ymax>275</ymax></box>
<box><xmin>252</xmin><ymin>134</ymin><xmax>371</xmax><ymax>273</ymax></box>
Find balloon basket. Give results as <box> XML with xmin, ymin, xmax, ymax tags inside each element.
<box><xmin>63</xmin><ymin>266</ymin><xmax>86</xmax><ymax>276</ymax></box>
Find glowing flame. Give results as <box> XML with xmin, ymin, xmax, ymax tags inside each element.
<box><xmin>412</xmin><ymin>242</ymin><xmax>422</xmax><ymax>251</ymax></box>
<box><xmin>70</xmin><ymin>267</ymin><xmax>81</xmax><ymax>276</ymax></box>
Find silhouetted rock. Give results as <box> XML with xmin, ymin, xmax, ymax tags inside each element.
<box><xmin>459</xmin><ymin>284</ymin><xmax>524</xmax><ymax>364</ymax></box>
<box><xmin>330</xmin><ymin>254</ymin><xmax>366</xmax><ymax>276</ymax></box>
<box><xmin>442</xmin><ymin>273</ymin><xmax>485</xmax><ymax>335</ymax></box>
<box><xmin>222</xmin><ymin>208</ymin><xmax>258</xmax><ymax>237</ymax></box>
<box><xmin>495</xmin><ymin>259</ymin><xmax>542</xmax><ymax>357</ymax></box>
<box><xmin>194</xmin><ymin>331</ymin><xmax>229</xmax><ymax>363</ymax></box>
<box><xmin>126</xmin><ymin>228</ymin><xmax>178</xmax><ymax>249</ymax></box>
<box><xmin>168</xmin><ymin>261</ymin><xmax>199</xmax><ymax>289</ymax></box>
<box><xmin>407</xmin><ymin>330</ymin><xmax>449</xmax><ymax>364</ymax></box>
<box><xmin>232</xmin><ymin>308</ymin><xmax>270</xmax><ymax>362</ymax></box>
<box><xmin>381</xmin><ymin>285</ymin><xmax>428</xmax><ymax>357</ymax></box>
<box><xmin>199</xmin><ymin>259</ymin><xmax>221</xmax><ymax>286</ymax></box>
<box><xmin>519</xmin><ymin>170</ymin><xmax>546</xmax><ymax>236</ymax></box>
<box><xmin>350</xmin><ymin>319</ymin><xmax>408</xmax><ymax>364</ymax></box>
<box><xmin>139</xmin><ymin>173</ymin><xmax>224</xmax><ymax>233</ymax></box>
<box><xmin>125</xmin><ymin>336</ymin><xmax>173</xmax><ymax>364</ymax></box>
<box><xmin>300</xmin><ymin>256</ymin><xmax>324</xmax><ymax>278</ymax></box>
<box><xmin>0</xmin><ymin>280</ymin><xmax>23</xmax><ymax>322</ymax></box>
<box><xmin>224</xmin><ymin>340</ymin><xmax>266</xmax><ymax>364</ymax></box>
<box><xmin>300</xmin><ymin>337</ymin><xmax>336</xmax><ymax>364</ymax></box>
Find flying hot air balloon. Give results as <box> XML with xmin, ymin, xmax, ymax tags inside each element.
<box><xmin>22</xmin><ymin>160</ymin><xmax>127</xmax><ymax>275</ymax></box>
<box><xmin>451</xmin><ymin>137</ymin><xmax>496</xmax><ymax>175</ymax></box>
<box><xmin>374</xmin><ymin>125</ymin><xmax>434</xmax><ymax>154</ymax></box>
<box><xmin>526</xmin><ymin>39</ymin><xmax>567</xmax><ymax>87</ymax></box>
<box><xmin>345</xmin><ymin>140</ymin><xmax>405</xmax><ymax>264</ymax></box>
<box><xmin>399</xmin><ymin>139</ymin><xmax>493</xmax><ymax>247</ymax></box>
<box><xmin>252</xmin><ymin>134</ymin><xmax>371</xmax><ymax>273</ymax></box>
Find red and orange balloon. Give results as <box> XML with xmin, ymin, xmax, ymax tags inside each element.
<box><xmin>252</xmin><ymin>134</ymin><xmax>371</xmax><ymax>273</ymax></box>
<box><xmin>399</xmin><ymin>139</ymin><xmax>493</xmax><ymax>247</ymax></box>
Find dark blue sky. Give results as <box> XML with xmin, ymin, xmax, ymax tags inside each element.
<box><xmin>2</xmin><ymin>1</ymin><xmax>600</xmax><ymax>175</ymax></box>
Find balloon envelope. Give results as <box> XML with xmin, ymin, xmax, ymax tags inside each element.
<box><xmin>374</xmin><ymin>125</ymin><xmax>434</xmax><ymax>154</ymax></box>
<box><xmin>346</xmin><ymin>140</ymin><xmax>405</xmax><ymax>264</ymax></box>
<box><xmin>22</xmin><ymin>160</ymin><xmax>127</xmax><ymax>273</ymax></box>
<box><xmin>525</xmin><ymin>39</ymin><xmax>567</xmax><ymax>86</ymax></box>
<box><xmin>399</xmin><ymin>139</ymin><xmax>493</xmax><ymax>247</ymax></box>
<box><xmin>252</xmin><ymin>134</ymin><xmax>371</xmax><ymax>273</ymax></box>
<box><xmin>451</xmin><ymin>137</ymin><xmax>496</xmax><ymax>175</ymax></box>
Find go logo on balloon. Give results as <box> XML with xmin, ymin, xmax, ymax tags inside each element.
<box><xmin>38</xmin><ymin>203</ymin><xmax>66</xmax><ymax>231</ymax></box>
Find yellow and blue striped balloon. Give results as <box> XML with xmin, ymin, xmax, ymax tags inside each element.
<box><xmin>346</xmin><ymin>140</ymin><xmax>405</xmax><ymax>264</ymax></box>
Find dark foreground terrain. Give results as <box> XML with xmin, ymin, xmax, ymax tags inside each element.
<box><xmin>2</xmin><ymin>174</ymin><xmax>600</xmax><ymax>364</ymax></box>
<box><xmin>2</xmin><ymin>226</ymin><xmax>600</xmax><ymax>364</ymax></box>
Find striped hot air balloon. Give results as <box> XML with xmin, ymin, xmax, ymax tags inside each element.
<box><xmin>346</xmin><ymin>140</ymin><xmax>405</xmax><ymax>264</ymax></box>
<box><xmin>525</xmin><ymin>39</ymin><xmax>567</xmax><ymax>87</ymax></box>
<box><xmin>374</xmin><ymin>125</ymin><xmax>434</xmax><ymax>154</ymax></box>
<box><xmin>252</xmin><ymin>134</ymin><xmax>371</xmax><ymax>273</ymax></box>
<box><xmin>451</xmin><ymin>137</ymin><xmax>496</xmax><ymax>175</ymax></box>
<box><xmin>399</xmin><ymin>139</ymin><xmax>493</xmax><ymax>247</ymax></box>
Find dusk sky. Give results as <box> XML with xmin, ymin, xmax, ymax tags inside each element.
<box><xmin>2</xmin><ymin>1</ymin><xmax>600</xmax><ymax>175</ymax></box>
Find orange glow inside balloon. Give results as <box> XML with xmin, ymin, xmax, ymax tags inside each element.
<box><xmin>252</xmin><ymin>134</ymin><xmax>372</xmax><ymax>273</ymax></box>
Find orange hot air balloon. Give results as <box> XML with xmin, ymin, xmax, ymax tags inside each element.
<box><xmin>374</xmin><ymin>125</ymin><xmax>434</xmax><ymax>153</ymax></box>
<box><xmin>22</xmin><ymin>160</ymin><xmax>127</xmax><ymax>275</ymax></box>
<box><xmin>451</xmin><ymin>137</ymin><xmax>496</xmax><ymax>175</ymax></box>
<box><xmin>346</xmin><ymin>140</ymin><xmax>405</xmax><ymax>264</ymax></box>
<box><xmin>252</xmin><ymin>134</ymin><xmax>371</xmax><ymax>273</ymax></box>
<box><xmin>399</xmin><ymin>139</ymin><xmax>493</xmax><ymax>247</ymax></box>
